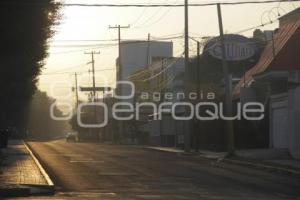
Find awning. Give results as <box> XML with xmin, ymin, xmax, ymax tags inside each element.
<box><xmin>233</xmin><ymin>19</ymin><xmax>300</xmax><ymax>98</ymax></box>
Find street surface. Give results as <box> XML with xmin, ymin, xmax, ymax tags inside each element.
<box><xmin>11</xmin><ymin>139</ymin><xmax>300</xmax><ymax>200</ymax></box>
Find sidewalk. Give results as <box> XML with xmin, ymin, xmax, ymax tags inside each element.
<box><xmin>229</xmin><ymin>148</ymin><xmax>300</xmax><ymax>176</ymax></box>
<box><xmin>144</xmin><ymin>146</ymin><xmax>300</xmax><ymax>177</ymax></box>
<box><xmin>0</xmin><ymin>140</ymin><xmax>54</xmax><ymax>197</ymax></box>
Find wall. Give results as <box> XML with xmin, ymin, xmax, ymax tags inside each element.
<box><xmin>287</xmin><ymin>85</ymin><xmax>300</xmax><ymax>159</ymax></box>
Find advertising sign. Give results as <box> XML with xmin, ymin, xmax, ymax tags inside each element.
<box><xmin>205</xmin><ymin>34</ymin><xmax>257</xmax><ymax>61</ymax></box>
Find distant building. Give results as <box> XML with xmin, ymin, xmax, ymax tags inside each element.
<box><xmin>113</xmin><ymin>40</ymin><xmax>188</xmax><ymax>146</ymax></box>
<box><xmin>134</xmin><ymin>57</ymin><xmax>186</xmax><ymax>147</ymax></box>
<box><xmin>113</xmin><ymin>40</ymin><xmax>173</xmax><ymax>144</ymax></box>
<box><xmin>116</xmin><ymin>40</ymin><xmax>173</xmax><ymax>98</ymax></box>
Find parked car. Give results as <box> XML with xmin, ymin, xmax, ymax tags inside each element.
<box><xmin>66</xmin><ymin>132</ymin><xmax>78</xmax><ymax>142</ymax></box>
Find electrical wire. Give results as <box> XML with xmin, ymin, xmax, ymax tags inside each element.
<box><xmin>234</xmin><ymin>20</ymin><xmax>277</xmax><ymax>34</ymax></box>
<box><xmin>133</xmin><ymin>0</ymin><xmax>169</xmax><ymax>28</ymax></box>
<box><xmin>1</xmin><ymin>0</ymin><xmax>300</xmax><ymax>7</ymax></box>
<box><xmin>49</xmin><ymin>35</ymin><xmax>185</xmax><ymax>54</ymax></box>
<box><xmin>133</xmin><ymin>0</ymin><xmax>178</xmax><ymax>28</ymax></box>
<box><xmin>130</xmin><ymin>0</ymin><xmax>152</xmax><ymax>26</ymax></box>
<box><xmin>41</xmin><ymin>68</ymin><xmax>115</xmax><ymax>76</ymax></box>
<box><xmin>128</xmin><ymin>51</ymin><xmax>185</xmax><ymax>80</ymax></box>
<box><xmin>132</xmin><ymin>53</ymin><xmax>184</xmax><ymax>82</ymax></box>
<box><xmin>44</xmin><ymin>64</ymin><xmax>85</xmax><ymax>74</ymax></box>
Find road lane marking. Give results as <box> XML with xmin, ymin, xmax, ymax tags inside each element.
<box><xmin>98</xmin><ymin>172</ymin><xmax>137</xmax><ymax>176</ymax></box>
<box><xmin>70</xmin><ymin>160</ymin><xmax>105</xmax><ymax>163</ymax></box>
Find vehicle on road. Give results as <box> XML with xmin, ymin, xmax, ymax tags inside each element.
<box><xmin>65</xmin><ymin>132</ymin><xmax>78</xmax><ymax>142</ymax></box>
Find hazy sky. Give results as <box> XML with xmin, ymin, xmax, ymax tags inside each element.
<box><xmin>39</xmin><ymin>0</ymin><xmax>299</xmax><ymax>112</ymax></box>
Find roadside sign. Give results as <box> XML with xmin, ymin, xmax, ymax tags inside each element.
<box><xmin>79</xmin><ymin>87</ymin><xmax>111</xmax><ymax>92</ymax></box>
<box><xmin>205</xmin><ymin>34</ymin><xmax>257</xmax><ymax>61</ymax></box>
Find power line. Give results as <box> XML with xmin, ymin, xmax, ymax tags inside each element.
<box><xmin>233</xmin><ymin>6</ymin><xmax>284</xmax><ymax>34</ymax></box>
<box><xmin>134</xmin><ymin>6</ymin><xmax>175</xmax><ymax>28</ymax></box>
<box><xmin>133</xmin><ymin>0</ymin><xmax>170</xmax><ymax>28</ymax></box>
<box><xmin>1</xmin><ymin>0</ymin><xmax>300</xmax><ymax>7</ymax></box>
<box><xmin>50</xmin><ymin>47</ymin><xmax>104</xmax><ymax>55</ymax></box>
<box><xmin>135</xmin><ymin>54</ymin><xmax>184</xmax><ymax>82</ymax></box>
<box><xmin>45</xmin><ymin>64</ymin><xmax>85</xmax><ymax>74</ymax></box>
<box><xmin>51</xmin><ymin>34</ymin><xmax>184</xmax><ymax>43</ymax></box>
<box><xmin>49</xmin><ymin>36</ymin><xmax>185</xmax><ymax>54</ymax></box>
<box><xmin>48</xmin><ymin>25</ymin><xmax>300</xmax><ymax>68</ymax></box>
<box><xmin>129</xmin><ymin>0</ymin><xmax>152</xmax><ymax>26</ymax></box>
<box><xmin>234</xmin><ymin>20</ymin><xmax>277</xmax><ymax>34</ymax></box>
<box><xmin>130</xmin><ymin>0</ymin><xmax>151</xmax><ymax>26</ymax></box>
<box><xmin>51</xmin><ymin>39</ymin><xmax>119</xmax><ymax>43</ymax></box>
<box><xmin>151</xmin><ymin>35</ymin><xmax>183</xmax><ymax>40</ymax></box>
<box><xmin>50</xmin><ymin>43</ymin><xmax>117</xmax><ymax>48</ymax></box>
<box><xmin>127</xmin><ymin>51</ymin><xmax>185</xmax><ymax>80</ymax></box>
<box><xmin>40</xmin><ymin>68</ymin><xmax>115</xmax><ymax>76</ymax></box>
<box><xmin>151</xmin><ymin>32</ymin><xmax>183</xmax><ymax>38</ymax></box>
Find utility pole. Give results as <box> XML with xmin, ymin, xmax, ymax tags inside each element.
<box><xmin>184</xmin><ymin>0</ymin><xmax>191</xmax><ymax>153</ymax></box>
<box><xmin>109</xmin><ymin>25</ymin><xmax>130</xmax><ymax>144</ymax></box>
<box><xmin>196</xmin><ymin>41</ymin><xmax>200</xmax><ymax>93</ymax></box>
<box><xmin>85</xmin><ymin>51</ymin><xmax>100</xmax><ymax>101</ymax></box>
<box><xmin>195</xmin><ymin>41</ymin><xmax>201</xmax><ymax>152</ymax></box>
<box><xmin>217</xmin><ymin>3</ymin><xmax>235</xmax><ymax>156</ymax></box>
<box><xmin>109</xmin><ymin>25</ymin><xmax>130</xmax><ymax>86</ymax></box>
<box><xmin>159</xmin><ymin>59</ymin><xmax>165</xmax><ymax>146</ymax></box>
<box><xmin>146</xmin><ymin>33</ymin><xmax>151</xmax><ymax>68</ymax></box>
<box><xmin>74</xmin><ymin>72</ymin><xmax>79</xmax><ymax>108</ymax></box>
<box><xmin>84</xmin><ymin>51</ymin><xmax>100</xmax><ymax>141</ymax></box>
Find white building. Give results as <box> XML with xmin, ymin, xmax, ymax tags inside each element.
<box><xmin>117</xmin><ymin>40</ymin><xmax>173</xmax><ymax>97</ymax></box>
<box><xmin>114</xmin><ymin>40</ymin><xmax>188</xmax><ymax>146</ymax></box>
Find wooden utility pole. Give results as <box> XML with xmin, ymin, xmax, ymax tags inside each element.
<box><xmin>184</xmin><ymin>0</ymin><xmax>191</xmax><ymax>153</ymax></box>
<box><xmin>84</xmin><ymin>51</ymin><xmax>100</xmax><ymax>141</ymax></box>
<box><xmin>109</xmin><ymin>25</ymin><xmax>130</xmax><ymax>144</ymax></box>
<box><xmin>146</xmin><ymin>33</ymin><xmax>151</xmax><ymax>68</ymax></box>
<box><xmin>85</xmin><ymin>51</ymin><xmax>100</xmax><ymax>101</ymax></box>
<box><xmin>196</xmin><ymin>41</ymin><xmax>200</xmax><ymax>92</ymax></box>
<box><xmin>74</xmin><ymin>72</ymin><xmax>79</xmax><ymax>108</ymax></box>
<box><xmin>195</xmin><ymin>41</ymin><xmax>201</xmax><ymax>152</ymax></box>
<box><xmin>217</xmin><ymin>3</ymin><xmax>235</xmax><ymax>156</ymax></box>
<box><xmin>109</xmin><ymin>25</ymin><xmax>130</xmax><ymax>85</ymax></box>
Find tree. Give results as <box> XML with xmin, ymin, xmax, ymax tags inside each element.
<box><xmin>26</xmin><ymin>90</ymin><xmax>68</xmax><ymax>139</ymax></box>
<box><xmin>0</xmin><ymin>0</ymin><xmax>61</xmax><ymax>132</ymax></box>
<box><xmin>253</xmin><ymin>29</ymin><xmax>267</xmax><ymax>45</ymax></box>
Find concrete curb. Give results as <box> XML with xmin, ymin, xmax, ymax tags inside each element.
<box><xmin>222</xmin><ymin>158</ymin><xmax>300</xmax><ymax>178</ymax></box>
<box><xmin>142</xmin><ymin>146</ymin><xmax>184</xmax><ymax>156</ymax></box>
<box><xmin>142</xmin><ymin>146</ymin><xmax>227</xmax><ymax>158</ymax></box>
<box><xmin>0</xmin><ymin>185</ymin><xmax>30</xmax><ymax>197</ymax></box>
<box><xmin>23</xmin><ymin>141</ymin><xmax>55</xmax><ymax>195</ymax></box>
<box><xmin>141</xmin><ymin>146</ymin><xmax>300</xmax><ymax>178</ymax></box>
<box><xmin>142</xmin><ymin>146</ymin><xmax>220</xmax><ymax>157</ymax></box>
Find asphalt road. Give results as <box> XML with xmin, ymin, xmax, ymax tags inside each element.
<box><xmin>14</xmin><ymin>140</ymin><xmax>300</xmax><ymax>200</ymax></box>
